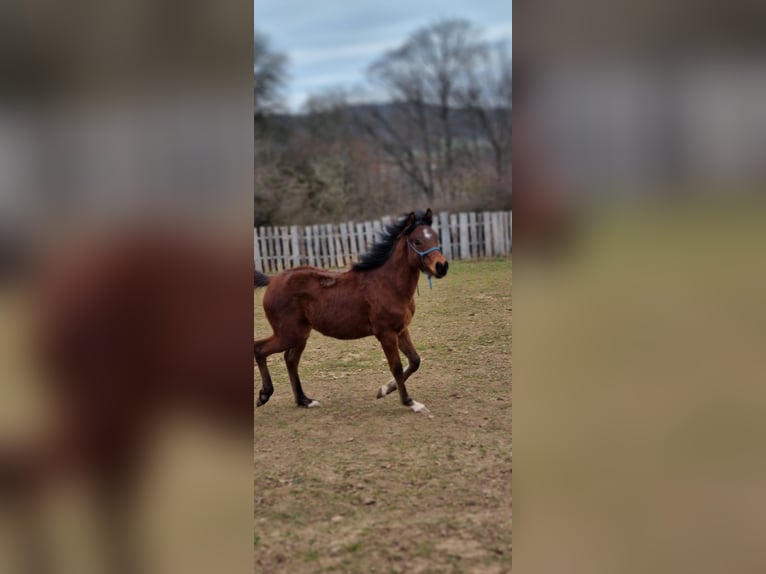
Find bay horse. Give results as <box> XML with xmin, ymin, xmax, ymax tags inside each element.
<box><xmin>254</xmin><ymin>209</ymin><xmax>449</xmax><ymax>413</ymax></box>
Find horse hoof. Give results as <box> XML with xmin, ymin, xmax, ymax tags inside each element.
<box><xmin>377</xmin><ymin>380</ymin><xmax>396</xmax><ymax>399</ymax></box>
<box><xmin>298</xmin><ymin>398</ymin><xmax>321</xmax><ymax>408</ymax></box>
<box><xmin>410</xmin><ymin>401</ymin><xmax>429</xmax><ymax>414</ymax></box>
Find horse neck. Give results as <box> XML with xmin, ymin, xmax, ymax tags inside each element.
<box><xmin>374</xmin><ymin>239</ymin><xmax>420</xmax><ymax>297</ymax></box>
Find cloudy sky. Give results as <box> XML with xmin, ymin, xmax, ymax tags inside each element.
<box><xmin>255</xmin><ymin>0</ymin><xmax>512</xmax><ymax>111</ymax></box>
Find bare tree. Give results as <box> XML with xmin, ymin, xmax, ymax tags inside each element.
<box><xmin>364</xmin><ymin>19</ymin><xmax>488</xmax><ymax>200</ymax></box>
<box><xmin>458</xmin><ymin>40</ymin><xmax>512</xmax><ymax>183</ymax></box>
<box><xmin>254</xmin><ymin>31</ymin><xmax>289</xmax><ymax>225</ymax></box>
<box><xmin>255</xmin><ymin>19</ymin><xmax>512</xmax><ymax>223</ymax></box>
<box><xmin>254</xmin><ymin>31</ymin><xmax>287</xmax><ymax>126</ymax></box>
<box><xmin>302</xmin><ymin>87</ymin><xmax>353</xmax><ymax>142</ymax></box>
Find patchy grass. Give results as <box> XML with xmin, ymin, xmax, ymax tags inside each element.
<box><xmin>254</xmin><ymin>259</ymin><xmax>512</xmax><ymax>573</ymax></box>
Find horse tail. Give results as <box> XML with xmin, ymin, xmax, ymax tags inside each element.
<box><xmin>254</xmin><ymin>270</ymin><xmax>270</xmax><ymax>289</ymax></box>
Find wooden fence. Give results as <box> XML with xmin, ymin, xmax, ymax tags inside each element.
<box><xmin>254</xmin><ymin>210</ymin><xmax>511</xmax><ymax>272</ymax></box>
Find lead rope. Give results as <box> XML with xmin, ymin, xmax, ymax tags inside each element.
<box><xmin>416</xmin><ymin>276</ymin><xmax>432</xmax><ymax>296</ymax></box>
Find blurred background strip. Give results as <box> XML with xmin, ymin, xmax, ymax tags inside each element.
<box><xmin>0</xmin><ymin>0</ymin><xmax>254</xmax><ymax>573</ymax></box>
<box><xmin>514</xmin><ymin>2</ymin><xmax>766</xmax><ymax>574</ymax></box>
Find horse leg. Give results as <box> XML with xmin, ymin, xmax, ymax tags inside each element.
<box><xmin>284</xmin><ymin>340</ymin><xmax>319</xmax><ymax>408</ymax></box>
<box><xmin>377</xmin><ymin>332</ymin><xmax>429</xmax><ymax>413</ymax></box>
<box><xmin>254</xmin><ymin>337</ymin><xmax>274</xmax><ymax>407</ymax></box>
<box><xmin>377</xmin><ymin>328</ymin><xmax>420</xmax><ymax>400</ymax></box>
<box><xmin>254</xmin><ymin>335</ymin><xmax>292</xmax><ymax>407</ymax></box>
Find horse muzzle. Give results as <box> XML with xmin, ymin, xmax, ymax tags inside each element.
<box><xmin>434</xmin><ymin>260</ymin><xmax>449</xmax><ymax>278</ymax></box>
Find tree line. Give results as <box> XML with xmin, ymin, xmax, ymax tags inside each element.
<box><xmin>254</xmin><ymin>19</ymin><xmax>511</xmax><ymax>226</ymax></box>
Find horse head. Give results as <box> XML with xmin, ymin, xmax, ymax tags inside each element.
<box><xmin>404</xmin><ymin>209</ymin><xmax>449</xmax><ymax>279</ymax></box>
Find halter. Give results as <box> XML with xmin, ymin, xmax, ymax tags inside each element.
<box><xmin>407</xmin><ymin>242</ymin><xmax>443</xmax><ymax>258</ymax></box>
<box><xmin>407</xmin><ymin>240</ymin><xmax>443</xmax><ymax>291</ymax></box>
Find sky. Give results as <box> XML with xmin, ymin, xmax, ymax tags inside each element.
<box><xmin>255</xmin><ymin>0</ymin><xmax>512</xmax><ymax>111</ymax></box>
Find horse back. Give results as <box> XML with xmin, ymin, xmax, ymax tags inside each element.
<box><xmin>262</xmin><ymin>267</ymin><xmax>373</xmax><ymax>340</ymax></box>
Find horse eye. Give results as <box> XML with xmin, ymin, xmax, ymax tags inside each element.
<box><xmin>414</xmin><ymin>239</ymin><xmax>422</xmax><ymax>245</ymax></box>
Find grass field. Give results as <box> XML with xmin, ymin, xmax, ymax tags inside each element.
<box><xmin>254</xmin><ymin>258</ymin><xmax>512</xmax><ymax>573</ymax></box>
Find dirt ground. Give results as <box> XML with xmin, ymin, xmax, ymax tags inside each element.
<box><xmin>254</xmin><ymin>259</ymin><xmax>512</xmax><ymax>573</ymax></box>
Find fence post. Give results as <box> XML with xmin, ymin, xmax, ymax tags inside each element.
<box><xmin>303</xmin><ymin>226</ymin><xmax>312</xmax><ymax>267</ymax></box>
<box><xmin>332</xmin><ymin>225</ymin><xmax>345</xmax><ymax>267</ymax></box>
<box><xmin>290</xmin><ymin>225</ymin><xmax>300</xmax><ymax>268</ymax></box>
<box><xmin>354</xmin><ymin>222</ymin><xmax>364</xmax><ymax>261</ymax></box>
<box><xmin>364</xmin><ymin>221</ymin><xmax>375</xmax><ymax>253</ymax></box>
<box><xmin>483</xmin><ymin>211</ymin><xmax>493</xmax><ymax>257</ymax></box>
<box><xmin>339</xmin><ymin>222</ymin><xmax>350</xmax><ymax>266</ymax></box>
<box><xmin>459</xmin><ymin>212</ymin><xmax>469</xmax><ymax>260</ymax></box>
<box><xmin>324</xmin><ymin>224</ymin><xmax>335</xmax><ymax>268</ymax></box>
<box><xmin>493</xmin><ymin>213</ymin><xmax>502</xmax><ymax>255</ymax></box>
<box><xmin>311</xmin><ymin>225</ymin><xmax>317</xmax><ymax>268</ymax></box>
<box><xmin>439</xmin><ymin>212</ymin><xmax>451</xmax><ymax>259</ymax></box>
<box><xmin>501</xmin><ymin>212</ymin><xmax>509</xmax><ymax>254</ymax></box>
<box><xmin>449</xmin><ymin>214</ymin><xmax>458</xmax><ymax>260</ymax></box>
<box><xmin>468</xmin><ymin>212</ymin><xmax>478</xmax><ymax>258</ymax></box>
<box><xmin>508</xmin><ymin>211</ymin><xmax>513</xmax><ymax>252</ymax></box>
<box><xmin>264</xmin><ymin>226</ymin><xmax>273</xmax><ymax>273</ymax></box>
<box><xmin>274</xmin><ymin>226</ymin><xmax>282</xmax><ymax>270</ymax></box>
<box><xmin>253</xmin><ymin>228</ymin><xmax>262</xmax><ymax>271</ymax></box>
<box><xmin>505</xmin><ymin>212</ymin><xmax>512</xmax><ymax>254</ymax></box>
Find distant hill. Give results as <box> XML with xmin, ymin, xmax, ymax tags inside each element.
<box><xmin>259</xmin><ymin>102</ymin><xmax>510</xmax><ymax>142</ymax></box>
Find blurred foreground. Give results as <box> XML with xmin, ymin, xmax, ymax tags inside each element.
<box><xmin>516</xmin><ymin>203</ymin><xmax>766</xmax><ymax>573</ymax></box>
<box><xmin>514</xmin><ymin>1</ymin><xmax>766</xmax><ymax>572</ymax></box>
<box><xmin>0</xmin><ymin>0</ymin><xmax>253</xmax><ymax>572</ymax></box>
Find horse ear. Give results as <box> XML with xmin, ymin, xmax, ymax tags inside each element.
<box><xmin>424</xmin><ymin>208</ymin><xmax>433</xmax><ymax>225</ymax></box>
<box><xmin>402</xmin><ymin>211</ymin><xmax>417</xmax><ymax>235</ymax></box>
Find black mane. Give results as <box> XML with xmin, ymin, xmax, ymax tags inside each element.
<box><xmin>352</xmin><ymin>210</ymin><xmax>430</xmax><ymax>272</ymax></box>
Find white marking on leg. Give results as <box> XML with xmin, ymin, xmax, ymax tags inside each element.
<box><xmin>410</xmin><ymin>400</ymin><xmax>429</xmax><ymax>414</ymax></box>
<box><xmin>308</xmin><ymin>400</ymin><xmax>321</xmax><ymax>408</ymax></box>
<box><xmin>377</xmin><ymin>379</ymin><xmax>396</xmax><ymax>399</ymax></box>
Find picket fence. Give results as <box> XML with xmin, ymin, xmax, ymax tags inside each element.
<box><xmin>254</xmin><ymin>210</ymin><xmax>511</xmax><ymax>272</ymax></box>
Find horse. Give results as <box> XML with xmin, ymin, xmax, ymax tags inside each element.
<box><xmin>254</xmin><ymin>209</ymin><xmax>449</xmax><ymax>414</ymax></box>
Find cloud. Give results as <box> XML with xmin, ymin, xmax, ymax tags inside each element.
<box><xmin>291</xmin><ymin>39</ymin><xmax>398</xmax><ymax>67</ymax></box>
<box><xmin>257</xmin><ymin>1</ymin><xmax>512</xmax><ymax>111</ymax></box>
<box><xmin>486</xmin><ymin>21</ymin><xmax>513</xmax><ymax>42</ymax></box>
